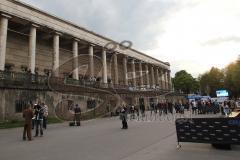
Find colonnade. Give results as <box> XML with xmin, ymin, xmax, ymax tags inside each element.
<box><xmin>0</xmin><ymin>14</ymin><xmax>172</xmax><ymax>90</ymax></box>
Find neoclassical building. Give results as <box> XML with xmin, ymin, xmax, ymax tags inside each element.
<box><xmin>0</xmin><ymin>0</ymin><xmax>177</xmax><ymax>121</ymax></box>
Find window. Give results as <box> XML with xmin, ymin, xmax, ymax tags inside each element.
<box><xmin>87</xmin><ymin>99</ymin><xmax>96</xmax><ymax>109</ymax></box>
<box><xmin>15</xmin><ymin>100</ymin><xmax>27</xmax><ymax>113</ymax></box>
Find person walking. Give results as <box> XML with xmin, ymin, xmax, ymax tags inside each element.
<box><xmin>34</xmin><ymin>103</ymin><xmax>44</xmax><ymax>137</ymax></box>
<box><xmin>23</xmin><ymin>104</ymin><xmax>34</xmax><ymax>141</ymax></box>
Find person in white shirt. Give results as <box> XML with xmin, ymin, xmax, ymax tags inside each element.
<box><xmin>192</xmin><ymin>100</ymin><xmax>197</xmax><ymax>115</ymax></box>
<box><xmin>236</xmin><ymin>100</ymin><xmax>240</xmax><ymax>108</ymax></box>
<box><xmin>223</xmin><ymin>101</ymin><xmax>230</xmax><ymax>117</ymax></box>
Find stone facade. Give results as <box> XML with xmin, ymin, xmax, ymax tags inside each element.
<box><xmin>0</xmin><ymin>0</ymin><xmax>178</xmax><ymax>122</ymax></box>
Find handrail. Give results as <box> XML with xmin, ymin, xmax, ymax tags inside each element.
<box><xmin>0</xmin><ymin>71</ymin><xmax>172</xmax><ymax>94</ymax></box>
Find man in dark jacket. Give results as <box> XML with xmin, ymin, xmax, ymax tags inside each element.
<box><xmin>23</xmin><ymin>104</ymin><xmax>34</xmax><ymax>141</ymax></box>
<box><xmin>34</xmin><ymin>103</ymin><xmax>44</xmax><ymax>137</ymax></box>
<box><xmin>120</xmin><ymin>106</ymin><xmax>128</xmax><ymax>129</ymax></box>
<box><xmin>74</xmin><ymin>104</ymin><xmax>81</xmax><ymax>126</ymax></box>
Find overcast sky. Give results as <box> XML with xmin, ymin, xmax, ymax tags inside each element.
<box><xmin>20</xmin><ymin>0</ymin><xmax>240</xmax><ymax>77</ymax></box>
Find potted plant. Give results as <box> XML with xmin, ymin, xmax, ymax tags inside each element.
<box><xmin>21</xmin><ymin>65</ymin><xmax>28</xmax><ymax>72</ymax></box>
<box><xmin>5</xmin><ymin>63</ymin><xmax>14</xmax><ymax>72</ymax></box>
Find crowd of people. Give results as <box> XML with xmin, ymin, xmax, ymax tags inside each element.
<box><xmin>22</xmin><ymin>102</ymin><xmax>48</xmax><ymax>141</ymax></box>
<box><xmin>117</xmin><ymin>99</ymin><xmax>240</xmax><ymax>129</ymax></box>
<box><xmin>117</xmin><ymin>101</ymin><xmax>181</xmax><ymax>122</ymax></box>
<box><xmin>118</xmin><ymin>102</ymin><xmax>176</xmax><ymax>129</ymax></box>
<box><xmin>190</xmin><ymin>99</ymin><xmax>240</xmax><ymax>116</ymax></box>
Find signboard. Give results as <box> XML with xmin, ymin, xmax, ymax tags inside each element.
<box><xmin>216</xmin><ymin>90</ymin><xmax>229</xmax><ymax>97</ymax></box>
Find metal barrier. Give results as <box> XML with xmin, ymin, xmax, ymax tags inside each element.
<box><xmin>175</xmin><ymin>118</ymin><xmax>240</xmax><ymax>149</ymax></box>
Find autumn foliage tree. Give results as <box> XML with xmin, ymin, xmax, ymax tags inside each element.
<box><xmin>199</xmin><ymin>67</ymin><xmax>224</xmax><ymax>97</ymax></box>
<box><xmin>199</xmin><ymin>59</ymin><xmax>240</xmax><ymax>98</ymax></box>
<box><xmin>224</xmin><ymin>60</ymin><xmax>240</xmax><ymax>98</ymax></box>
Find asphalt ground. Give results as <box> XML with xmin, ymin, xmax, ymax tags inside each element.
<box><xmin>0</xmin><ymin>112</ymin><xmax>239</xmax><ymax>160</ymax></box>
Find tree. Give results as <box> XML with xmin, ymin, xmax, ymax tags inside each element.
<box><xmin>199</xmin><ymin>67</ymin><xmax>224</xmax><ymax>97</ymax></box>
<box><xmin>225</xmin><ymin>60</ymin><xmax>240</xmax><ymax>98</ymax></box>
<box><xmin>173</xmin><ymin>70</ymin><xmax>199</xmax><ymax>94</ymax></box>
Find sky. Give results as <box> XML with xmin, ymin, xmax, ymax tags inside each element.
<box><xmin>19</xmin><ymin>0</ymin><xmax>240</xmax><ymax>77</ymax></box>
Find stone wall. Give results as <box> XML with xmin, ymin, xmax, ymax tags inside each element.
<box><xmin>0</xmin><ymin>88</ymin><xmax>114</xmax><ymax>122</ymax></box>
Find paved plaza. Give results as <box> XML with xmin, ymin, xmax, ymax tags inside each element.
<box><xmin>0</xmin><ymin>115</ymin><xmax>239</xmax><ymax>160</ymax></box>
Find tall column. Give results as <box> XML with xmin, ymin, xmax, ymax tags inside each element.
<box><xmin>164</xmin><ymin>70</ymin><xmax>168</xmax><ymax>90</ymax></box>
<box><xmin>145</xmin><ymin>64</ymin><xmax>150</xmax><ymax>88</ymax></box>
<box><xmin>53</xmin><ymin>32</ymin><xmax>60</xmax><ymax>77</ymax></box>
<box><xmin>123</xmin><ymin>56</ymin><xmax>128</xmax><ymax>86</ymax></box>
<box><xmin>167</xmin><ymin>70</ymin><xmax>171</xmax><ymax>90</ymax></box>
<box><xmin>72</xmin><ymin>39</ymin><xmax>79</xmax><ymax>80</ymax></box>
<box><xmin>0</xmin><ymin>90</ymin><xmax>6</xmax><ymax>121</ymax></box>
<box><xmin>155</xmin><ymin>68</ymin><xmax>160</xmax><ymax>87</ymax></box>
<box><xmin>139</xmin><ymin>61</ymin><xmax>143</xmax><ymax>87</ymax></box>
<box><xmin>0</xmin><ymin>14</ymin><xmax>11</xmax><ymax>71</ymax></box>
<box><xmin>29</xmin><ymin>24</ymin><xmax>38</xmax><ymax>74</ymax></box>
<box><xmin>131</xmin><ymin>59</ymin><xmax>136</xmax><ymax>87</ymax></box>
<box><xmin>159</xmin><ymin>69</ymin><xmax>164</xmax><ymax>89</ymax></box>
<box><xmin>89</xmin><ymin>44</ymin><xmax>94</xmax><ymax>78</ymax></box>
<box><xmin>151</xmin><ymin>65</ymin><xmax>155</xmax><ymax>88</ymax></box>
<box><xmin>102</xmin><ymin>49</ymin><xmax>107</xmax><ymax>83</ymax></box>
<box><xmin>113</xmin><ymin>53</ymin><xmax>119</xmax><ymax>85</ymax></box>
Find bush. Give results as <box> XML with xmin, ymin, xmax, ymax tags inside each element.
<box><xmin>0</xmin><ymin>117</ymin><xmax>63</xmax><ymax>129</ymax></box>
